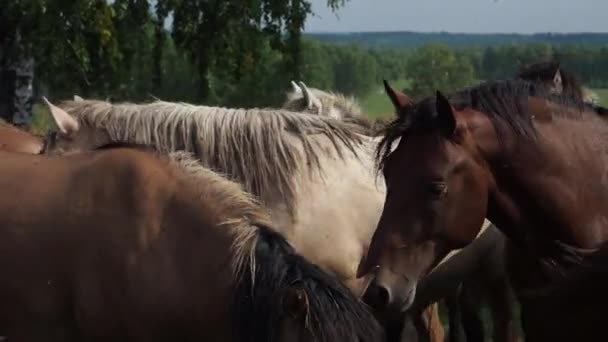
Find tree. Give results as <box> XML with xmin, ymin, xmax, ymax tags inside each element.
<box><xmin>0</xmin><ymin>0</ymin><xmax>121</xmax><ymax>126</ymax></box>
<box><xmin>406</xmin><ymin>43</ymin><xmax>475</xmax><ymax>99</ymax></box>
<box><xmin>0</xmin><ymin>0</ymin><xmax>351</xmax><ymax>126</ymax></box>
<box><xmin>156</xmin><ymin>0</ymin><xmax>349</xmax><ymax>102</ymax></box>
<box><xmin>331</xmin><ymin>45</ymin><xmax>379</xmax><ymax>97</ymax></box>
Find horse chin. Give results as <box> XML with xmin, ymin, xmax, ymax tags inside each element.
<box><xmin>399</xmin><ymin>286</ymin><xmax>417</xmax><ymax>312</ymax></box>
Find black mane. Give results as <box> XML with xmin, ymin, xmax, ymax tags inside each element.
<box><xmin>517</xmin><ymin>60</ymin><xmax>585</xmax><ymax>101</ymax></box>
<box><xmin>232</xmin><ymin>226</ymin><xmax>383</xmax><ymax>342</ymax></box>
<box><xmin>376</xmin><ymin>79</ymin><xmax>598</xmax><ymax>172</ymax></box>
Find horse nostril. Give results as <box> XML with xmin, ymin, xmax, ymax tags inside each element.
<box><xmin>377</xmin><ymin>285</ymin><xmax>390</xmax><ymax>307</ymax></box>
<box><xmin>363</xmin><ymin>282</ymin><xmax>391</xmax><ymax>310</ymax></box>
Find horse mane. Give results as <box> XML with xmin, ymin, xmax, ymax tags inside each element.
<box><xmin>517</xmin><ymin>60</ymin><xmax>585</xmax><ymax>102</ymax></box>
<box><xmin>283</xmin><ymin>86</ymin><xmax>364</xmax><ymax>119</ymax></box>
<box><xmin>376</xmin><ymin>79</ymin><xmax>599</xmax><ymax>171</ymax></box>
<box><xmin>167</xmin><ymin>152</ymin><xmax>383</xmax><ymax>341</ymax></box>
<box><xmin>166</xmin><ymin>151</ymin><xmax>267</xmax><ymax>278</ymax></box>
<box><xmin>59</xmin><ymin>99</ymin><xmax>364</xmax><ymax>215</ymax></box>
<box><xmin>232</xmin><ymin>226</ymin><xmax>383</xmax><ymax>342</ymax></box>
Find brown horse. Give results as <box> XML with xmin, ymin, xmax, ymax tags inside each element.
<box><xmin>0</xmin><ymin>119</ymin><xmax>45</xmax><ymax>153</ymax></box>
<box><xmin>360</xmin><ymin>78</ymin><xmax>608</xmax><ymax>340</ymax></box>
<box><xmin>284</xmin><ymin>81</ymin><xmax>519</xmax><ymax>342</ymax></box>
<box><xmin>516</xmin><ymin>60</ymin><xmax>598</xmax><ymax>104</ymax></box>
<box><xmin>0</xmin><ymin>148</ymin><xmax>383</xmax><ymax>341</ymax></box>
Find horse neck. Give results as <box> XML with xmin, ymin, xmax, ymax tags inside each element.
<box><xmin>486</xmin><ymin>110</ymin><xmax>608</xmax><ymax>249</ymax></box>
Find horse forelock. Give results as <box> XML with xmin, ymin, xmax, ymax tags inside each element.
<box><xmin>60</xmin><ymin>100</ymin><xmax>365</xmax><ymax>215</ymax></box>
<box><xmin>231</xmin><ymin>226</ymin><xmax>383</xmax><ymax>342</ymax></box>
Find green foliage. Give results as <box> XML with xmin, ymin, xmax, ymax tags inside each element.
<box><xmin>330</xmin><ymin>44</ymin><xmax>379</xmax><ymax>97</ymax></box>
<box><xmin>406</xmin><ymin>44</ymin><xmax>476</xmax><ymax>99</ymax></box>
<box><xmin>6</xmin><ymin>0</ymin><xmax>608</xmax><ymax>124</ymax></box>
<box><xmin>156</xmin><ymin>0</ymin><xmax>348</xmax><ymax>101</ymax></box>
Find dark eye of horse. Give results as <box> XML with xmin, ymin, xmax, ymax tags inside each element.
<box><xmin>428</xmin><ymin>182</ymin><xmax>448</xmax><ymax>198</ymax></box>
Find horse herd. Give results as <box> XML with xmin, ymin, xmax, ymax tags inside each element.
<box><xmin>0</xmin><ymin>60</ymin><xmax>606</xmax><ymax>341</ymax></box>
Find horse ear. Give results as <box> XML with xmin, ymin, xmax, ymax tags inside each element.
<box><xmin>435</xmin><ymin>91</ymin><xmax>456</xmax><ymax>137</ymax></box>
<box><xmin>42</xmin><ymin>97</ymin><xmax>80</xmax><ymax>136</ymax></box>
<box><xmin>383</xmin><ymin>80</ymin><xmax>413</xmax><ymax>116</ymax></box>
<box><xmin>290</xmin><ymin>81</ymin><xmax>302</xmax><ymax>95</ymax></box>
<box><xmin>552</xmin><ymin>69</ymin><xmax>563</xmax><ymax>93</ymax></box>
<box><xmin>298</xmin><ymin>81</ymin><xmax>321</xmax><ymax>111</ymax></box>
<box><xmin>283</xmin><ymin>286</ymin><xmax>309</xmax><ymax>320</ymax></box>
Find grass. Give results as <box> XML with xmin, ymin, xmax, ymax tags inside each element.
<box><xmin>592</xmin><ymin>88</ymin><xmax>608</xmax><ymax>106</ymax></box>
<box><xmin>31</xmin><ymin>104</ymin><xmax>53</xmax><ymax>135</ymax></box>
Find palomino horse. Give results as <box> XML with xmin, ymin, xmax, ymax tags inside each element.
<box><xmin>0</xmin><ymin>119</ymin><xmax>45</xmax><ymax>154</ymax></box>
<box><xmin>0</xmin><ymin>147</ymin><xmax>383</xmax><ymax>341</ymax></box>
<box><xmin>283</xmin><ymin>81</ymin><xmax>388</xmax><ymax>136</ymax></box>
<box><xmin>282</xmin><ymin>82</ymin><xmax>443</xmax><ymax>342</ymax></box>
<box><xmin>362</xmin><ymin>78</ymin><xmax>608</xmax><ymax>341</ymax></box>
<box><xmin>284</xmin><ymin>81</ymin><xmax>518</xmax><ymax>342</ymax></box>
<box><xmin>42</xmin><ymin>99</ymin><xmax>385</xmax><ymax>297</ymax></box>
<box><xmin>284</xmin><ymin>81</ymin><xmax>365</xmax><ymax>119</ymax></box>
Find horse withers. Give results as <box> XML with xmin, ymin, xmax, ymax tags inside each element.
<box><xmin>0</xmin><ymin>148</ymin><xmax>382</xmax><ymax>341</ymax></box>
<box><xmin>361</xmin><ymin>78</ymin><xmax>608</xmax><ymax>340</ymax></box>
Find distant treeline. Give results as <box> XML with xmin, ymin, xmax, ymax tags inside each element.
<box><xmin>300</xmin><ymin>39</ymin><xmax>608</xmax><ymax>98</ymax></box>
<box><xmin>38</xmin><ymin>32</ymin><xmax>608</xmax><ymax>108</ymax></box>
<box><xmin>306</xmin><ymin>31</ymin><xmax>608</xmax><ymax>49</ymax></box>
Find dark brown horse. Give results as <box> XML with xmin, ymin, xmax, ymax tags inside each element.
<box><xmin>375</xmin><ymin>83</ymin><xmax>517</xmax><ymax>342</ymax></box>
<box><xmin>359</xmin><ymin>78</ymin><xmax>608</xmax><ymax>341</ymax></box>
<box><xmin>0</xmin><ymin>148</ymin><xmax>383</xmax><ymax>341</ymax></box>
<box><xmin>0</xmin><ymin>119</ymin><xmax>45</xmax><ymax>153</ymax></box>
<box><xmin>516</xmin><ymin>60</ymin><xmax>596</xmax><ymax>104</ymax></box>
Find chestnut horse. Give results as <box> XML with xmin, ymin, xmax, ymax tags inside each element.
<box><xmin>0</xmin><ymin>147</ymin><xmax>383</xmax><ymax>341</ymax></box>
<box><xmin>0</xmin><ymin>119</ymin><xmax>45</xmax><ymax>153</ymax></box>
<box><xmin>361</xmin><ymin>78</ymin><xmax>608</xmax><ymax>341</ymax></box>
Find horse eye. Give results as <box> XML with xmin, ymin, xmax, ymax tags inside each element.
<box><xmin>428</xmin><ymin>182</ymin><xmax>448</xmax><ymax>198</ymax></box>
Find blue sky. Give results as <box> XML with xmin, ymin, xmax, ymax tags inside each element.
<box><xmin>305</xmin><ymin>0</ymin><xmax>608</xmax><ymax>33</ymax></box>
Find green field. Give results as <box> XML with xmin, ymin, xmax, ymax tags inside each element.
<box><xmin>593</xmin><ymin>88</ymin><xmax>608</xmax><ymax>106</ymax></box>
<box><xmin>361</xmin><ymin>79</ymin><xmax>411</xmax><ymax>118</ymax></box>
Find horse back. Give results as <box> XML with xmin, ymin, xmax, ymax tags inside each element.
<box><xmin>0</xmin><ymin>149</ymin><xmax>234</xmax><ymax>340</ymax></box>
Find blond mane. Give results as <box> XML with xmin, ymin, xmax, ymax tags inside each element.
<box><xmin>60</xmin><ymin>100</ymin><xmax>364</xmax><ymax>214</ymax></box>
<box><xmin>167</xmin><ymin>151</ymin><xmax>272</xmax><ymax>282</ymax></box>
